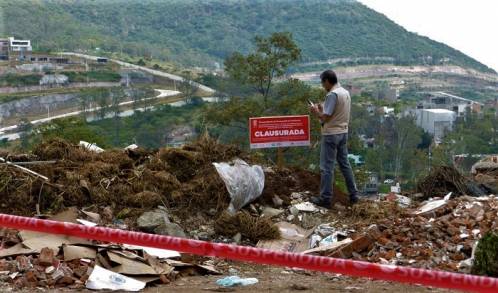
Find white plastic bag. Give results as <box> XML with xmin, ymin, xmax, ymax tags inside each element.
<box><xmin>213</xmin><ymin>159</ymin><xmax>265</xmax><ymax>214</ymax></box>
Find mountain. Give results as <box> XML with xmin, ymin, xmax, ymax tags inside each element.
<box><xmin>0</xmin><ymin>0</ymin><xmax>494</xmax><ymax>73</ymax></box>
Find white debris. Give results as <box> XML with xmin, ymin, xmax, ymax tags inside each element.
<box><xmin>122</xmin><ymin>244</ymin><xmax>180</xmax><ymax>259</ymax></box>
<box><xmin>77</xmin><ymin>219</ymin><xmax>98</xmax><ymax>227</ymax></box>
<box><xmin>414</xmin><ymin>192</ymin><xmax>452</xmax><ymax>215</ymax></box>
<box><xmin>79</xmin><ymin>141</ymin><xmax>104</xmax><ymax>153</ymax></box>
<box><xmin>125</xmin><ymin>144</ymin><xmax>139</xmax><ymax>150</ymax></box>
<box><xmin>293</xmin><ymin>202</ymin><xmax>319</xmax><ymax>212</ymax></box>
<box><xmin>86</xmin><ymin>265</ymin><xmax>146</xmax><ymax>291</ymax></box>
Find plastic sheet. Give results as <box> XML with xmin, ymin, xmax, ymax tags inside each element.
<box><xmin>213</xmin><ymin>159</ymin><xmax>265</xmax><ymax>214</ymax></box>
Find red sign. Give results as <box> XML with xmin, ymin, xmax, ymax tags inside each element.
<box><xmin>249</xmin><ymin>115</ymin><xmax>310</xmax><ymax>149</ymax></box>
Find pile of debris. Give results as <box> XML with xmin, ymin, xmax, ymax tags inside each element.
<box><xmin>2</xmin><ymin>136</ymin><xmax>497</xmax><ymax>290</ymax></box>
<box><xmin>0</xmin><ymin>136</ymin><xmax>322</xmax><ymax>242</ymax></box>
<box><xmin>0</xmin><ymin>208</ymin><xmax>221</xmax><ymax>290</ymax></box>
<box><xmin>0</xmin><ymin>136</ymin><xmax>329</xmax><ymax>289</ymax></box>
<box><xmin>266</xmin><ymin>193</ymin><xmax>498</xmax><ymax>274</ymax></box>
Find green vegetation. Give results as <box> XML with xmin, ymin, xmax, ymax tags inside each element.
<box><xmin>472</xmin><ymin>232</ymin><xmax>498</xmax><ymax>277</ymax></box>
<box><xmin>1</xmin><ymin>0</ymin><xmax>493</xmax><ymax>72</ymax></box>
<box><xmin>0</xmin><ymin>74</ymin><xmax>41</xmax><ymax>87</ymax></box>
<box><xmin>225</xmin><ymin>32</ymin><xmax>301</xmax><ymax>104</ymax></box>
<box><xmin>441</xmin><ymin>109</ymin><xmax>498</xmax><ymax>155</ymax></box>
<box><xmin>29</xmin><ymin>104</ymin><xmax>199</xmax><ymax>149</ymax></box>
<box><xmin>64</xmin><ymin>71</ymin><xmax>122</xmax><ymax>83</ymax></box>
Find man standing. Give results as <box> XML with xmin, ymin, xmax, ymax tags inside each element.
<box><xmin>310</xmin><ymin>70</ymin><xmax>359</xmax><ymax>208</ymax></box>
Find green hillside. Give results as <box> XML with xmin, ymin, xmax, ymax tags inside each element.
<box><xmin>0</xmin><ymin>0</ymin><xmax>494</xmax><ymax>72</ymax></box>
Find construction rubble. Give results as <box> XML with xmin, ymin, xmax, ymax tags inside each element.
<box><xmin>0</xmin><ymin>137</ymin><xmax>497</xmax><ymax>290</ymax></box>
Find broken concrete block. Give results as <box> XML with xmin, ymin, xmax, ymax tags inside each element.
<box><xmin>38</xmin><ymin>247</ymin><xmax>55</xmax><ymax>266</ymax></box>
<box><xmin>137</xmin><ymin>210</ymin><xmax>169</xmax><ymax>232</ymax></box>
<box><xmin>154</xmin><ymin>223</ymin><xmax>186</xmax><ymax>238</ymax></box>
<box><xmin>233</xmin><ymin>233</ymin><xmax>242</xmax><ymax>244</ymax></box>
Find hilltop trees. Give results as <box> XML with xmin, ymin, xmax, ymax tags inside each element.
<box><xmin>224</xmin><ymin>32</ymin><xmax>301</xmax><ymax>106</ymax></box>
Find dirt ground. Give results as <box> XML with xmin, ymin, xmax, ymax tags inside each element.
<box><xmin>0</xmin><ymin>261</ymin><xmax>460</xmax><ymax>293</ymax></box>
<box><xmin>150</xmin><ymin>262</ymin><xmax>458</xmax><ymax>293</ymax></box>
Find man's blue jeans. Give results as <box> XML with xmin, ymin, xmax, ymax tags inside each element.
<box><xmin>320</xmin><ymin>133</ymin><xmax>358</xmax><ymax>202</ymax></box>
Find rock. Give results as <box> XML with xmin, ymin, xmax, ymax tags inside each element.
<box><xmin>290</xmin><ymin>206</ymin><xmax>299</xmax><ymax>216</ymax></box>
<box><xmin>233</xmin><ymin>233</ymin><xmax>242</xmax><ymax>244</ymax></box>
<box><xmin>197</xmin><ymin>232</ymin><xmax>210</xmax><ymax>241</ymax></box>
<box><xmin>154</xmin><ymin>222</ymin><xmax>187</xmax><ymax>238</ymax></box>
<box><xmin>208</xmin><ymin>208</ymin><xmax>217</xmax><ymax>216</ymax></box>
<box><xmin>102</xmin><ymin>206</ymin><xmax>113</xmax><ymax>222</ymax></box>
<box><xmin>160</xmin><ymin>274</ymin><xmax>171</xmax><ymax>284</ymax></box>
<box><xmin>137</xmin><ymin>210</ymin><xmax>169</xmax><ymax>232</ymax></box>
<box><xmin>262</xmin><ymin>207</ymin><xmax>284</xmax><ymax>218</ymax></box>
<box><xmin>39</xmin><ymin>247</ymin><xmax>54</xmax><ymax>266</ymax></box>
<box><xmin>287</xmin><ymin>215</ymin><xmax>295</xmax><ymax>221</ymax></box>
<box><xmin>291</xmin><ymin>192</ymin><xmax>303</xmax><ymax>200</ymax></box>
<box><xmin>272</xmin><ymin>196</ymin><xmax>284</xmax><ymax>207</ymax></box>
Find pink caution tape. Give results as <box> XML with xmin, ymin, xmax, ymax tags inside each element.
<box><xmin>0</xmin><ymin>213</ymin><xmax>496</xmax><ymax>292</ymax></box>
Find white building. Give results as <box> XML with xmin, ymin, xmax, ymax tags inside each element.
<box><xmin>416</xmin><ymin>109</ymin><xmax>456</xmax><ymax>143</ymax></box>
<box><xmin>8</xmin><ymin>37</ymin><xmax>32</xmax><ymax>52</ymax></box>
<box><xmin>422</xmin><ymin>92</ymin><xmax>483</xmax><ymax>117</ymax></box>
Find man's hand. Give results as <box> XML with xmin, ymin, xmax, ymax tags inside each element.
<box><xmin>309</xmin><ymin>103</ymin><xmax>323</xmax><ymax>116</ymax></box>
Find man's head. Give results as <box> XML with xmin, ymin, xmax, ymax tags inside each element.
<box><xmin>320</xmin><ymin>70</ymin><xmax>338</xmax><ymax>91</ymax></box>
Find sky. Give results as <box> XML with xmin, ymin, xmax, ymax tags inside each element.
<box><xmin>358</xmin><ymin>0</ymin><xmax>498</xmax><ymax>73</ymax></box>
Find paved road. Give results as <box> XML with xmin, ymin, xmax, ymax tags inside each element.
<box><xmin>61</xmin><ymin>52</ymin><xmax>216</xmax><ymax>94</ymax></box>
<box><xmin>0</xmin><ymin>90</ymin><xmax>182</xmax><ymax>141</ymax></box>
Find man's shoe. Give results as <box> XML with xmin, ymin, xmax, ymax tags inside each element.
<box><xmin>310</xmin><ymin>196</ymin><xmax>331</xmax><ymax>209</ymax></box>
<box><xmin>350</xmin><ymin>195</ymin><xmax>360</xmax><ymax>205</ymax></box>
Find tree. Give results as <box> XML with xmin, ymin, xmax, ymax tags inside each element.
<box><xmin>78</xmin><ymin>93</ymin><xmax>90</xmax><ymax>119</ymax></box>
<box><xmin>110</xmin><ymin>88</ymin><xmax>125</xmax><ymax>145</ymax></box>
<box><xmin>392</xmin><ymin>116</ymin><xmax>422</xmax><ymax>180</ymax></box>
<box><xmin>141</xmin><ymin>87</ymin><xmax>156</xmax><ymax>112</ymax></box>
<box><xmin>97</xmin><ymin>89</ymin><xmax>111</xmax><ymax>120</ymax></box>
<box><xmin>224</xmin><ymin>32</ymin><xmax>301</xmax><ymax>107</ymax></box>
<box><xmin>179</xmin><ymin>71</ymin><xmax>197</xmax><ymax>104</ymax></box>
<box><xmin>18</xmin><ymin>118</ymin><xmax>33</xmax><ymax>151</ymax></box>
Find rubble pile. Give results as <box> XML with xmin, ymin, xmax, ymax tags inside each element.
<box><xmin>298</xmin><ymin>195</ymin><xmax>498</xmax><ymax>274</ymax></box>
<box><xmin>2</xmin><ymin>136</ymin><xmax>498</xmax><ymax>290</ymax></box>
<box><xmin>0</xmin><ymin>136</ymin><xmax>323</xmax><ymax>242</ymax></box>
<box><xmin>0</xmin><ymin>208</ymin><xmax>221</xmax><ymax>290</ymax></box>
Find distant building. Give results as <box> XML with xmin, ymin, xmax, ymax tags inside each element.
<box><xmin>0</xmin><ymin>37</ymin><xmax>33</xmax><ymax>61</ymax></box>
<box><xmin>0</xmin><ymin>39</ymin><xmax>9</xmax><ymax>60</ymax></box>
<box><xmin>416</xmin><ymin>109</ymin><xmax>457</xmax><ymax>143</ymax></box>
<box><xmin>9</xmin><ymin>37</ymin><xmax>32</xmax><ymax>52</ymax></box>
<box><xmin>379</xmin><ymin>106</ymin><xmax>395</xmax><ymax>116</ymax></box>
<box><xmin>165</xmin><ymin>125</ymin><xmax>196</xmax><ymax>146</ymax></box>
<box><xmin>421</xmin><ymin>92</ymin><xmax>483</xmax><ymax>117</ymax></box>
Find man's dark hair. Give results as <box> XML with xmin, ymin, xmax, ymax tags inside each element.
<box><xmin>320</xmin><ymin>70</ymin><xmax>338</xmax><ymax>85</ymax></box>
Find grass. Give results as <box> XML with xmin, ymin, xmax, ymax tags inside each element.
<box><xmin>64</xmin><ymin>70</ymin><xmax>121</xmax><ymax>83</ymax></box>
<box><xmin>0</xmin><ymin>74</ymin><xmax>41</xmax><ymax>87</ymax></box>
